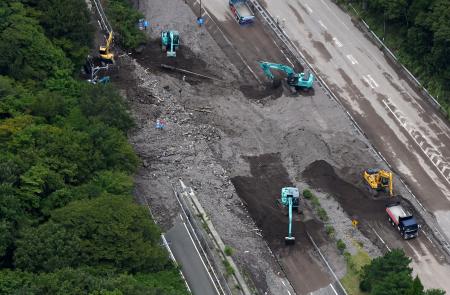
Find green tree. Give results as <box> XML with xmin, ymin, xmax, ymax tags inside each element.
<box><xmin>34</xmin><ymin>0</ymin><xmax>94</xmax><ymax>68</ymax></box>
<box><xmin>15</xmin><ymin>196</ymin><xmax>170</xmax><ymax>273</ymax></box>
<box><xmin>360</xmin><ymin>249</ymin><xmax>412</xmax><ymax>292</ymax></box>
<box><xmin>0</xmin><ymin>2</ymin><xmax>72</xmax><ymax>81</ymax></box>
<box><xmin>105</xmin><ymin>0</ymin><xmax>146</xmax><ymax>49</ymax></box>
<box><xmin>78</xmin><ymin>84</ymin><xmax>134</xmax><ymax>132</ymax></box>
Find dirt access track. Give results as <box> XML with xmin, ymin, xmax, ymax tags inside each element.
<box><xmin>110</xmin><ymin>0</ymin><xmax>450</xmax><ymax>294</ymax></box>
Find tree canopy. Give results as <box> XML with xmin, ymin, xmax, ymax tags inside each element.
<box><xmin>354</xmin><ymin>0</ymin><xmax>450</xmax><ymax>117</ymax></box>
<box><xmin>360</xmin><ymin>249</ymin><xmax>445</xmax><ymax>295</ymax></box>
<box><xmin>0</xmin><ymin>1</ymin><xmax>188</xmax><ymax>294</ymax></box>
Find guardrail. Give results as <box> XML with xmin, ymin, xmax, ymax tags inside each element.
<box><xmin>346</xmin><ymin>3</ymin><xmax>446</xmax><ymax>116</ymax></box>
<box><xmin>91</xmin><ymin>0</ymin><xmax>112</xmax><ymax>33</ymax></box>
<box><xmin>248</xmin><ymin>0</ymin><xmax>450</xmax><ymax>258</ymax></box>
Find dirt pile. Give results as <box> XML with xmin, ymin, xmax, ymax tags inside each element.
<box><xmin>232</xmin><ymin>154</ymin><xmax>325</xmax><ymax>250</ymax></box>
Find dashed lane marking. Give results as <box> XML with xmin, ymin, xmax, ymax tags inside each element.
<box><xmin>333</xmin><ymin>37</ymin><xmax>343</xmax><ymax>47</ymax></box>
<box><xmin>383</xmin><ymin>99</ymin><xmax>450</xmax><ymax>185</ymax></box>
<box><xmin>330</xmin><ymin>283</ymin><xmax>339</xmax><ymax>295</ymax></box>
<box><xmin>346</xmin><ymin>54</ymin><xmax>358</xmax><ymax>64</ymax></box>
<box><xmin>305</xmin><ymin>4</ymin><xmax>313</xmax><ymax>14</ymax></box>
<box><xmin>367</xmin><ymin>74</ymin><xmax>378</xmax><ymax>87</ymax></box>
<box><xmin>318</xmin><ymin>20</ymin><xmax>328</xmax><ymax>30</ymax></box>
<box><xmin>363</xmin><ymin>74</ymin><xmax>378</xmax><ymax>88</ymax></box>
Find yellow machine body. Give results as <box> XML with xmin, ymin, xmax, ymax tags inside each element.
<box><xmin>363</xmin><ymin>168</ymin><xmax>393</xmax><ymax>197</ymax></box>
<box><xmin>99</xmin><ymin>31</ymin><xmax>114</xmax><ymax>63</ymax></box>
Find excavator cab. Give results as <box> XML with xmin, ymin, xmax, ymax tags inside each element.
<box><xmin>280</xmin><ymin>187</ymin><xmax>300</xmax><ymax>245</ymax></box>
<box><xmin>99</xmin><ymin>32</ymin><xmax>114</xmax><ymax>64</ymax></box>
<box><xmin>363</xmin><ymin>168</ymin><xmax>393</xmax><ymax>197</ymax></box>
<box><xmin>161</xmin><ymin>30</ymin><xmax>180</xmax><ymax>57</ymax></box>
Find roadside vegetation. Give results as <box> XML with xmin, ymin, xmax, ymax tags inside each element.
<box><xmin>338</xmin><ymin>0</ymin><xmax>450</xmax><ymax>118</ymax></box>
<box><xmin>105</xmin><ymin>0</ymin><xmax>146</xmax><ymax>49</ymax></box>
<box><xmin>0</xmin><ymin>1</ymin><xmax>188</xmax><ymax>294</ymax></box>
<box><xmin>302</xmin><ymin>190</ymin><xmax>445</xmax><ymax>294</ymax></box>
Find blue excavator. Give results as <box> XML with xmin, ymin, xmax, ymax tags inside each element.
<box><xmin>161</xmin><ymin>30</ymin><xmax>180</xmax><ymax>57</ymax></box>
<box><xmin>259</xmin><ymin>61</ymin><xmax>314</xmax><ymax>90</ymax></box>
<box><xmin>280</xmin><ymin>187</ymin><xmax>300</xmax><ymax>245</ymax></box>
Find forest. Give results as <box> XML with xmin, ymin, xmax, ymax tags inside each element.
<box><xmin>350</xmin><ymin>0</ymin><xmax>450</xmax><ymax>117</ymax></box>
<box><xmin>0</xmin><ymin>0</ymin><xmax>188</xmax><ymax>294</ymax></box>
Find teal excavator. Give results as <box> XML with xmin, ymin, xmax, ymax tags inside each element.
<box><xmin>161</xmin><ymin>31</ymin><xmax>180</xmax><ymax>57</ymax></box>
<box><xmin>259</xmin><ymin>61</ymin><xmax>314</xmax><ymax>90</ymax></box>
<box><xmin>280</xmin><ymin>187</ymin><xmax>300</xmax><ymax>245</ymax></box>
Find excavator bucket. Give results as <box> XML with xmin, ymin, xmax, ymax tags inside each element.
<box><xmin>285</xmin><ymin>236</ymin><xmax>295</xmax><ymax>245</ymax></box>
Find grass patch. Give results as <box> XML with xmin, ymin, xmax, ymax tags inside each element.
<box><xmin>303</xmin><ymin>189</ymin><xmax>313</xmax><ymax>199</ymax></box>
<box><xmin>341</xmin><ymin>249</ymin><xmax>372</xmax><ymax>295</ymax></box>
<box><xmin>223</xmin><ymin>259</ymin><xmax>235</xmax><ymax>276</ymax></box>
<box><xmin>316</xmin><ymin>207</ymin><xmax>329</xmax><ymax>222</ymax></box>
<box><xmin>224</xmin><ymin>245</ymin><xmax>233</xmax><ymax>256</ymax></box>
<box><xmin>325</xmin><ymin>225</ymin><xmax>335</xmax><ymax>238</ymax></box>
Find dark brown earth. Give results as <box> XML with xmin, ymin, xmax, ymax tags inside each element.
<box><xmin>231</xmin><ymin>154</ymin><xmax>332</xmax><ymax>294</ymax></box>
<box><xmin>301</xmin><ymin>160</ymin><xmax>446</xmax><ymax>261</ymax></box>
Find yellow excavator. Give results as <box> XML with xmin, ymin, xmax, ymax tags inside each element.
<box><xmin>99</xmin><ymin>31</ymin><xmax>114</xmax><ymax>63</ymax></box>
<box><xmin>363</xmin><ymin>168</ymin><xmax>393</xmax><ymax>197</ymax></box>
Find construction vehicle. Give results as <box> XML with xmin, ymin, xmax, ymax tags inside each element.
<box><xmin>99</xmin><ymin>31</ymin><xmax>114</xmax><ymax>63</ymax></box>
<box><xmin>386</xmin><ymin>202</ymin><xmax>419</xmax><ymax>239</ymax></box>
<box><xmin>259</xmin><ymin>61</ymin><xmax>314</xmax><ymax>90</ymax></box>
<box><xmin>363</xmin><ymin>168</ymin><xmax>393</xmax><ymax>197</ymax></box>
<box><xmin>279</xmin><ymin>187</ymin><xmax>300</xmax><ymax>245</ymax></box>
<box><xmin>161</xmin><ymin>31</ymin><xmax>180</xmax><ymax>57</ymax></box>
<box><xmin>229</xmin><ymin>0</ymin><xmax>255</xmax><ymax>25</ymax></box>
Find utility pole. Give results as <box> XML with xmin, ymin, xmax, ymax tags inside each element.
<box><xmin>199</xmin><ymin>0</ymin><xmax>202</xmax><ymax>17</ymax></box>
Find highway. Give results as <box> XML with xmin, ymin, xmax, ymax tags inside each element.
<box><xmin>261</xmin><ymin>0</ymin><xmax>450</xmax><ymax>238</ymax></box>
<box><xmin>165</xmin><ymin>215</ymin><xmax>220</xmax><ymax>295</ymax></box>
<box><xmin>258</xmin><ymin>0</ymin><xmax>450</xmax><ymax>292</ymax></box>
<box><xmin>198</xmin><ymin>0</ymin><xmax>450</xmax><ymax>292</ymax></box>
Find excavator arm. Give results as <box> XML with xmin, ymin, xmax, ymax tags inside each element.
<box><xmin>258</xmin><ymin>61</ymin><xmax>296</xmax><ymax>79</ymax></box>
<box><xmin>285</xmin><ymin>197</ymin><xmax>295</xmax><ymax>245</ymax></box>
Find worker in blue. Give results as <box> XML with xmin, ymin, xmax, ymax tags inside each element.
<box><xmin>197</xmin><ymin>17</ymin><xmax>204</xmax><ymax>27</ymax></box>
<box><xmin>155</xmin><ymin>119</ymin><xmax>166</xmax><ymax>130</ymax></box>
<box><xmin>143</xmin><ymin>20</ymin><xmax>149</xmax><ymax>30</ymax></box>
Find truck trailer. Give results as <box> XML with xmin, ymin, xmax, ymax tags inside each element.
<box><xmin>229</xmin><ymin>0</ymin><xmax>255</xmax><ymax>25</ymax></box>
<box><xmin>386</xmin><ymin>203</ymin><xmax>419</xmax><ymax>239</ymax></box>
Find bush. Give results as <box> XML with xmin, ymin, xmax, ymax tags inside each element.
<box><xmin>337</xmin><ymin>239</ymin><xmax>346</xmax><ymax>254</ymax></box>
<box><xmin>303</xmin><ymin>189</ymin><xmax>313</xmax><ymax>199</ymax></box>
<box><xmin>105</xmin><ymin>0</ymin><xmax>146</xmax><ymax>49</ymax></box>
<box><xmin>224</xmin><ymin>245</ymin><xmax>233</xmax><ymax>256</ymax></box>
<box><xmin>325</xmin><ymin>225</ymin><xmax>335</xmax><ymax>238</ymax></box>
<box><xmin>316</xmin><ymin>208</ymin><xmax>329</xmax><ymax>222</ymax></box>
<box><xmin>223</xmin><ymin>260</ymin><xmax>234</xmax><ymax>276</ymax></box>
<box><xmin>311</xmin><ymin>196</ymin><xmax>321</xmax><ymax>208</ymax></box>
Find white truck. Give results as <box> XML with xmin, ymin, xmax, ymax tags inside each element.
<box><xmin>386</xmin><ymin>203</ymin><xmax>419</xmax><ymax>239</ymax></box>
<box><xmin>229</xmin><ymin>0</ymin><xmax>255</xmax><ymax>25</ymax></box>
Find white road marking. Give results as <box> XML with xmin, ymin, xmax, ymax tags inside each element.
<box><xmin>183</xmin><ymin>222</ymin><xmax>221</xmax><ymax>295</ymax></box>
<box><xmin>329</xmin><ymin>283</ymin><xmax>339</xmax><ymax>295</ymax></box>
<box><xmin>383</xmin><ymin>99</ymin><xmax>450</xmax><ymax>185</ymax></box>
<box><xmin>363</xmin><ymin>74</ymin><xmax>378</xmax><ymax>88</ymax></box>
<box><xmin>371</xmin><ymin>225</ymin><xmax>391</xmax><ymax>252</ymax></box>
<box><xmin>366</xmin><ymin>74</ymin><xmax>378</xmax><ymax>87</ymax></box>
<box><xmin>318</xmin><ymin>20</ymin><xmax>328</xmax><ymax>30</ymax></box>
<box><xmin>305</xmin><ymin>4</ymin><xmax>313</xmax><ymax>14</ymax></box>
<box><xmin>333</xmin><ymin>37</ymin><xmax>343</xmax><ymax>47</ymax></box>
<box><xmin>320</xmin><ymin>0</ymin><xmax>332</xmax><ymax>10</ymax></box>
<box><xmin>362</xmin><ymin>76</ymin><xmax>373</xmax><ymax>88</ymax></box>
<box><xmin>346</xmin><ymin>54</ymin><xmax>358</xmax><ymax>64</ymax></box>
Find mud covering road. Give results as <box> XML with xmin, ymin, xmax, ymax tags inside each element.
<box><xmin>232</xmin><ymin>154</ymin><xmax>333</xmax><ymax>293</ymax></box>
<box><xmin>110</xmin><ymin>0</ymin><xmax>450</xmax><ymax>294</ymax></box>
<box><xmin>302</xmin><ymin>160</ymin><xmax>450</xmax><ymax>290</ymax></box>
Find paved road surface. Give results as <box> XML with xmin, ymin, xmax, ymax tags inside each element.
<box><xmin>199</xmin><ymin>0</ymin><xmax>450</xmax><ymax>292</ymax></box>
<box><xmin>262</xmin><ymin>0</ymin><xmax>450</xmax><ymax>238</ymax></box>
<box><xmin>257</xmin><ymin>0</ymin><xmax>450</xmax><ymax>291</ymax></box>
<box><xmin>165</xmin><ymin>216</ymin><xmax>219</xmax><ymax>295</ymax></box>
